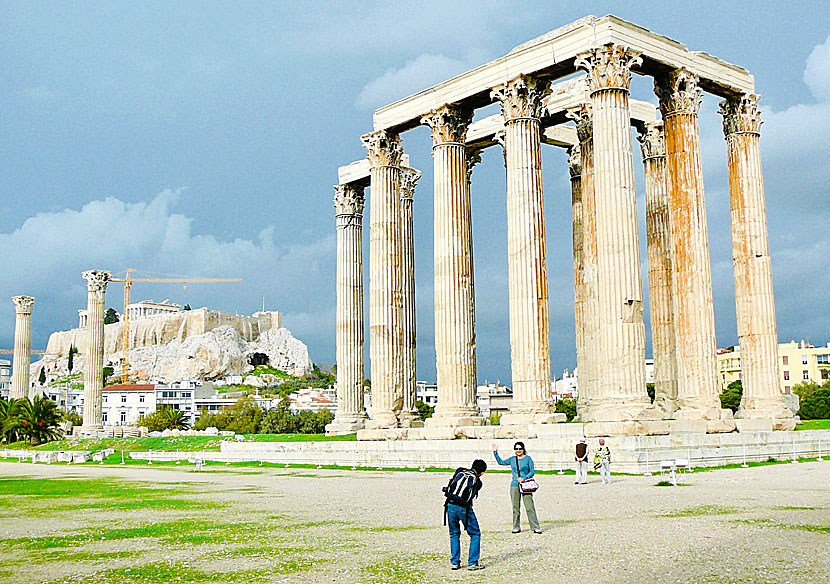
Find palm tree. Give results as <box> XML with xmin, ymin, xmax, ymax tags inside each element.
<box><xmin>158</xmin><ymin>406</ymin><xmax>190</xmax><ymax>431</ymax></box>
<box><xmin>3</xmin><ymin>397</ymin><xmax>64</xmax><ymax>446</ymax></box>
<box><xmin>0</xmin><ymin>398</ymin><xmax>15</xmax><ymax>444</ymax></box>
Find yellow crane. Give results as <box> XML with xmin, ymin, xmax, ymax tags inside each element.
<box><xmin>109</xmin><ymin>268</ymin><xmax>242</xmax><ymax>383</ymax></box>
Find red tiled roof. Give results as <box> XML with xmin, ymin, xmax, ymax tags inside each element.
<box><xmin>103</xmin><ymin>384</ymin><xmax>155</xmax><ymax>392</ymax></box>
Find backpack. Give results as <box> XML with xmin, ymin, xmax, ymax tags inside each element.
<box><xmin>443</xmin><ymin>468</ymin><xmax>478</xmax><ymax>508</ymax></box>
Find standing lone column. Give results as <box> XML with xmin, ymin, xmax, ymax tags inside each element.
<box><xmin>421</xmin><ymin>104</ymin><xmax>480</xmax><ymax>427</ymax></box>
<box><xmin>327</xmin><ymin>183</ymin><xmax>368</xmax><ymax>435</ymax></box>
<box><xmin>398</xmin><ymin>167</ymin><xmax>422</xmax><ymax>427</ymax></box>
<box><xmin>719</xmin><ymin>94</ymin><xmax>795</xmax><ymax>431</ymax></box>
<box><xmin>82</xmin><ymin>270</ymin><xmax>110</xmax><ymax>429</ymax></box>
<box><xmin>638</xmin><ymin>122</ymin><xmax>679</xmax><ymax>416</ymax></box>
<box><xmin>491</xmin><ymin>75</ymin><xmax>556</xmax><ymax>424</ymax></box>
<box><xmin>362</xmin><ymin>131</ymin><xmax>404</xmax><ymax>429</ymax></box>
<box><xmin>576</xmin><ymin>45</ymin><xmax>656</xmax><ymax>422</ymax></box>
<box><xmin>10</xmin><ymin>296</ymin><xmax>34</xmax><ymax>400</ymax></box>
<box><xmin>567</xmin><ymin>105</ymin><xmax>599</xmax><ymax>420</ymax></box>
<box><xmin>655</xmin><ymin>69</ymin><xmax>734</xmax><ymax>430</ymax></box>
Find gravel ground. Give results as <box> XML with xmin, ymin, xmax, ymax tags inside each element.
<box><xmin>1</xmin><ymin>460</ymin><xmax>828</xmax><ymax>583</ymax></box>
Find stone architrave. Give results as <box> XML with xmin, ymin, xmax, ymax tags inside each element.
<box><xmin>327</xmin><ymin>184</ymin><xmax>368</xmax><ymax>435</ymax></box>
<box><xmin>719</xmin><ymin>94</ymin><xmax>794</xmax><ymax>430</ymax></box>
<box><xmin>82</xmin><ymin>270</ymin><xmax>111</xmax><ymax>429</ymax></box>
<box><xmin>576</xmin><ymin>44</ymin><xmax>657</xmax><ymax>422</ymax></box>
<box><xmin>362</xmin><ymin>130</ymin><xmax>404</xmax><ymax>430</ymax></box>
<box><xmin>566</xmin><ymin>104</ymin><xmax>598</xmax><ymax>420</ymax></box>
<box><xmin>638</xmin><ymin>122</ymin><xmax>679</xmax><ymax>417</ymax></box>
<box><xmin>10</xmin><ymin>296</ymin><xmax>34</xmax><ymax>400</ymax></box>
<box><xmin>398</xmin><ymin>167</ymin><xmax>422</xmax><ymax>427</ymax></box>
<box><xmin>421</xmin><ymin>104</ymin><xmax>481</xmax><ymax>428</ymax></box>
<box><xmin>655</xmin><ymin>69</ymin><xmax>734</xmax><ymax>430</ymax></box>
<box><xmin>491</xmin><ymin>75</ymin><xmax>556</xmax><ymax>424</ymax></box>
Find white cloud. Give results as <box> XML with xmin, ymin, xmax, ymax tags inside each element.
<box><xmin>356</xmin><ymin>51</ymin><xmax>489</xmax><ymax>109</ymax></box>
<box><xmin>0</xmin><ymin>190</ymin><xmax>335</xmax><ymax>362</ymax></box>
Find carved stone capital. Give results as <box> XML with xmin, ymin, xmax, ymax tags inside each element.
<box><xmin>399</xmin><ymin>168</ymin><xmax>421</xmax><ymax>201</ymax></box>
<box><xmin>333</xmin><ymin>184</ymin><xmax>365</xmax><ymax>216</ymax></box>
<box><xmin>566</xmin><ymin>104</ymin><xmax>593</xmax><ymax>144</ymax></box>
<box><xmin>494</xmin><ymin>131</ymin><xmax>507</xmax><ymax>168</ymax></box>
<box><xmin>654</xmin><ymin>68</ymin><xmax>702</xmax><ymax>115</ymax></box>
<box><xmin>637</xmin><ymin>121</ymin><xmax>666</xmax><ymax>160</ymax></box>
<box><xmin>718</xmin><ymin>93</ymin><xmax>762</xmax><ymax>136</ymax></box>
<box><xmin>361</xmin><ymin>130</ymin><xmax>403</xmax><ymax>168</ymax></box>
<box><xmin>82</xmin><ymin>270</ymin><xmax>111</xmax><ymax>293</ymax></box>
<box><xmin>421</xmin><ymin>103</ymin><xmax>473</xmax><ymax>145</ymax></box>
<box><xmin>11</xmin><ymin>295</ymin><xmax>34</xmax><ymax>315</ymax></box>
<box><xmin>567</xmin><ymin>145</ymin><xmax>582</xmax><ymax>178</ymax></box>
<box><xmin>575</xmin><ymin>44</ymin><xmax>642</xmax><ymax>92</ymax></box>
<box><xmin>490</xmin><ymin>75</ymin><xmax>551</xmax><ymax>122</ymax></box>
<box><xmin>465</xmin><ymin>148</ymin><xmax>482</xmax><ymax>185</ymax></box>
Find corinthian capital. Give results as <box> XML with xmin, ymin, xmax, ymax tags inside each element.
<box><xmin>637</xmin><ymin>122</ymin><xmax>666</xmax><ymax>161</ymax></box>
<box><xmin>421</xmin><ymin>103</ymin><xmax>473</xmax><ymax>145</ymax></box>
<box><xmin>465</xmin><ymin>148</ymin><xmax>483</xmax><ymax>185</ymax></box>
<box><xmin>11</xmin><ymin>295</ymin><xmax>34</xmax><ymax>314</ymax></box>
<box><xmin>567</xmin><ymin>145</ymin><xmax>582</xmax><ymax>178</ymax></box>
<box><xmin>361</xmin><ymin>130</ymin><xmax>403</xmax><ymax>168</ymax></box>
<box><xmin>82</xmin><ymin>270</ymin><xmax>111</xmax><ymax>293</ymax></box>
<box><xmin>399</xmin><ymin>168</ymin><xmax>421</xmax><ymax>201</ymax></box>
<box><xmin>333</xmin><ymin>184</ymin><xmax>365</xmax><ymax>216</ymax></box>
<box><xmin>654</xmin><ymin>68</ymin><xmax>702</xmax><ymax>115</ymax></box>
<box><xmin>575</xmin><ymin>44</ymin><xmax>642</xmax><ymax>92</ymax></box>
<box><xmin>566</xmin><ymin>104</ymin><xmax>593</xmax><ymax>145</ymax></box>
<box><xmin>490</xmin><ymin>75</ymin><xmax>551</xmax><ymax>122</ymax></box>
<box><xmin>718</xmin><ymin>93</ymin><xmax>763</xmax><ymax>136</ymax></box>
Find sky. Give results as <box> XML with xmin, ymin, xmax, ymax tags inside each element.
<box><xmin>2</xmin><ymin>1</ymin><xmax>829</xmax><ymax>384</ymax></box>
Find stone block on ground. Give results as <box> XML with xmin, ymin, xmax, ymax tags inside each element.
<box><xmin>735</xmin><ymin>418</ymin><xmax>774</xmax><ymax>432</ymax></box>
<box><xmin>584</xmin><ymin>421</ymin><xmax>649</xmax><ymax>437</ymax></box>
<box><xmin>356</xmin><ymin>428</ymin><xmax>410</xmax><ymax>441</ymax></box>
<box><xmin>535</xmin><ymin>423</ymin><xmax>587</xmax><ymax>437</ymax></box>
<box><xmin>418</xmin><ymin>427</ymin><xmax>459</xmax><ymax>440</ymax></box>
<box><xmin>500</xmin><ymin>413</ymin><xmax>563</xmax><ymax>426</ymax></box>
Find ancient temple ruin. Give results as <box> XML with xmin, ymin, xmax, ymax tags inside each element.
<box><xmin>330</xmin><ymin>15</ymin><xmax>795</xmax><ymax>438</ymax></box>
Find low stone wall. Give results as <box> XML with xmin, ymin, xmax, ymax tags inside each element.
<box><xmin>217</xmin><ymin>430</ymin><xmax>830</xmax><ymax>474</ymax></box>
<box><xmin>1</xmin><ymin>449</ymin><xmax>92</xmax><ymax>463</ymax></box>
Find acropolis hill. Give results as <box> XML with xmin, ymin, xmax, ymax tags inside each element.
<box><xmin>33</xmin><ymin>306</ymin><xmax>313</xmax><ymax>384</ymax></box>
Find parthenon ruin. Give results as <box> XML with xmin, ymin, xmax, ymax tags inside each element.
<box><xmin>329</xmin><ymin>15</ymin><xmax>796</xmax><ymax>439</ymax></box>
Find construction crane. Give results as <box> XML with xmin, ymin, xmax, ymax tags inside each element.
<box><xmin>109</xmin><ymin>268</ymin><xmax>242</xmax><ymax>383</ymax></box>
<box><xmin>0</xmin><ymin>349</ymin><xmax>48</xmax><ymax>356</ymax></box>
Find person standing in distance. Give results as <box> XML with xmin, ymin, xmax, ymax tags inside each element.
<box><xmin>595</xmin><ymin>438</ymin><xmax>612</xmax><ymax>484</ymax></box>
<box><xmin>492</xmin><ymin>442</ymin><xmax>542</xmax><ymax>534</ymax></box>
<box><xmin>574</xmin><ymin>438</ymin><xmax>589</xmax><ymax>484</ymax></box>
<box><xmin>443</xmin><ymin>459</ymin><xmax>488</xmax><ymax>571</ymax></box>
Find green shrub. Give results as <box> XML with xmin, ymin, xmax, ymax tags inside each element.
<box><xmin>555</xmin><ymin>397</ymin><xmax>577</xmax><ymax>421</ymax></box>
<box><xmin>720</xmin><ymin>380</ymin><xmax>742</xmax><ymax>413</ymax></box>
<box><xmin>797</xmin><ymin>387</ymin><xmax>830</xmax><ymax>420</ymax></box>
<box><xmin>137</xmin><ymin>406</ymin><xmax>190</xmax><ymax>432</ymax></box>
<box><xmin>416</xmin><ymin>400</ymin><xmax>434</xmax><ymax>421</ymax></box>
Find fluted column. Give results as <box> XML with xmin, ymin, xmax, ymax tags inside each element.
<box><xmin>398</xmin><ymin>167</ymin><xmax>422</xmax><ymax>427</ymax></box>
<box><xmin>491</xmin><ymin>75</ymin><xmax>555</xmax><ymax>423</ymax></box>
<box><xmin>655</xmin><ymin>69</ymin><xmax>733</xmax><ymax>428</ymax></box>
<box><xmin>576</xmin><ymin>45</ymin><xmax>656</xmax><ymax>422</ymax></box>
<box><xmin>362</xmin><ymin>131</ymin><xmax>404</xmax><ymax>429</ymax></box>
<box><xmin>327</xmin><ymin>183</ymin><xmax>368</xmax><ymax>435</ymax></box>
<box><xmin>638</xmin><ymin>122</ymin><xmax>678</xmax><ymax>416</ymax></box>
<box><xmin>567</xmin><ymin>104</ymin><xmax>599</xmax><ymax>420</ymax></box>
<box><xmin>421</xmin><ymin>104</ymin><xmax>480</xmax><ymax>426</ymax></box>
<box><xmin>10</xmin><ymin>296</ymin><xmax>34</xmax><ymax>400</ymax></box>
<box><xmin>719</xmin><ymin>94</ymin><xmax>794</xmax><ymax>430</ymax></box>
<box><xmin>82</xmin><ymin>270</ymin><xmax>110</xmax><ymax>429</ymax></box>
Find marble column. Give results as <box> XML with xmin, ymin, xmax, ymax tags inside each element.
<box><xmin>638</xmin><ymin>122</ymin><xmax>679</xmax><ymax>416</ymax></box>
<box><xmin>398</xmin><ymin>167</ymin><xmax>422</xmax><ymax>427</ymax></box>
<box><xmin>576</xmin><ymin>45</ymin><xmax>656</xmax><ymax>422</ymax></box>
<box><xmin>362</xmin><ymin>130</ymin><xmax>404</xmax><ymax>429</ymax></box>
<box><xmin>491</xmin><ymin>75</ymin><xmax>556</xmax><ymax>424</ymax></box>
<box><xmin>567</xmin><ymin>105</ymin><xmax>598</xmax><ymax>420</ymax></box>
<box><xmin>10</xmin><ymin>296</ymin><xmax>34</xmax><ymax>400</ymax></box>
<box><xmin>719</xmin><ymin>94</ymin><xmax>794</xmax><ymax>430</ymax></box>
<box><xmin>421</xmin><ymin>104</ymin><xmax>480</xmax><ymax>427</ymax></box>
<box><xmin>327</xmin><ymin>183</ymin><xmax>368</xmax><ymax>435</ymax></box>
<box><xmin>82</xmin><ymin>270</ymin><xmax>110</xmax><ymax>429</ymax></box>
<box><xmin>655</xmin><ymin>69</ymin><xmax>733</xmax><ymax>430</ymax></box>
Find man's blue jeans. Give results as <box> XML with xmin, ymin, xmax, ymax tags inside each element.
<box><xmin>447</xmin><ymin>503</ymin><xmax>481</xmax><ymax>566</ymax></box>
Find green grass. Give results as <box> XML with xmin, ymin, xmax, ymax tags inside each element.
<box><xmin>661</xmin><ymin>505</ymin><xmax>741</xmax><ymax>517</ymax></box>
<box><xmin>733</xmin><ymin>518</ymin><xmax>830</xmax><ymax>534</ymax></box>
<box><xmin>361</xmin><ymin>553</ymin><xmax>442</xmax><ymax>584</ymax></box>
<box><xmin>795</xmin><ymin>419</ymin><xmax>830</xmax><ymax>430</ymax></box>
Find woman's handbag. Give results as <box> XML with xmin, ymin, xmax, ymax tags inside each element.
<box><xmin>514</xmin><ymin>459</ymin><xmax>539</xmax><ymax>494</ymax></box>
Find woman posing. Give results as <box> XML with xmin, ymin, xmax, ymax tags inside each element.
<box><xmin>492</xmin><ymin>441</ymin><xmax>542</xmax><ymax>534</ymax></box>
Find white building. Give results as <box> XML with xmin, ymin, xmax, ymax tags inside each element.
<box><xmin>0</xmin><ymin>359</ymin><xmax>11</xmax><ymax>397</ymax></box>
<box><xmin>285</xmin><ymin>387</ymin><xmax>336</xmax><ymax>413</ymax></box>
<box><xmin>415</xmin><ymin>381</ymin><xmax>438</xmax><ymax>407</ymax></box>
<box><xmin>476</xmin><ymin>382</ymin><xmax>513</xmax><ymax>418</ymax></box>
